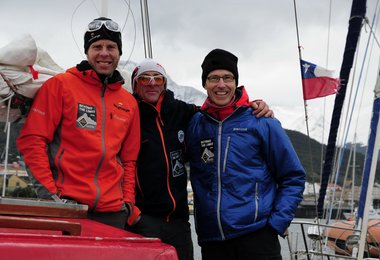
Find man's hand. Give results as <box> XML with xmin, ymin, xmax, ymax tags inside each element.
<box><xmin>250</xmin><ymin>99</ymin><xmax>274</xmax><ymax>118</ymax></box>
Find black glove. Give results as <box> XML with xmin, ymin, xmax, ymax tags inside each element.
<box><xmin>124</xmin><ymin>203</ymin><xmax>131</xmax><ymax>218</ymax></box>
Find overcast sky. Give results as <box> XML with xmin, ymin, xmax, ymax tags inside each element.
<box><xmin>1</xmin><ymin>0</ymin><xmax>379</xmax><ymax>144</ymax></box>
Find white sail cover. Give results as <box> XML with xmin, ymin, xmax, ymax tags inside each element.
<box><xmin>0</xmin><ymin>34</ymin><xmax>64</xmax><ymax>99</ymax></box>
<box><xmin>0</xmin><ymin>34</ymin><xmax>64</xmax><ymax>122</ymax></box>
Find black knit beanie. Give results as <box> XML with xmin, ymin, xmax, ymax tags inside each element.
<box><xmin>201</xmin><ymin>48</ymin><xmax>238</xmax><ymax>86</ymax></box>
<box><xmin>84</xmin><ymin>17</ymin><xmax>122</xmax><ymax>55</ymax></box>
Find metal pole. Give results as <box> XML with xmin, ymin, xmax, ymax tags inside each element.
<box><xmin>356</xmin><ymin>117</ymin><xmax>380</xmax><ymax>259</ymax></box>
<box><xmin>101</xmin><ymin>0</ymin><xmax>108</xmax><ymax>17</ymax></box>
<box><xmin>2</xmin><ymin>122</ymin><xmax>10</xmax><ymax>197</ymax></box>
<box><xmin>140</xmin><ymin>0</ymin><xmax>153</xmax><ymax>58</ymax></box>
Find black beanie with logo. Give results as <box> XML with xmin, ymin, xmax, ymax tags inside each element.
<box><xmin>201</xmin><ymin>48</ymin><xmax>238</xmax><ymax>86</ymax></box>
<box><xmin>84</xmin><ymin>17</ymin><xmax>122</xmax><ymax>55</ymax></box>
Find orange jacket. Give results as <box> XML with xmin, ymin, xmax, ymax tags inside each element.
<box><xmin>17</xmin><ymin>65</ymin><xmax>140</xmax><ymax>213</ymax></box>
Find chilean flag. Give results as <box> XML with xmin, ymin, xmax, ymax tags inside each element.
<box><xmin>300</xmin><ymin>59</ymin><xmax>340</xmax><ymax>100</ymax></box>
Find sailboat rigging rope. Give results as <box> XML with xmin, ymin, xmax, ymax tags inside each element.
<box><xmin>293</xmin><ymin>0</ymin><xmax>339</xmax><ymax>226</ymax></box>
<box><xmin>69</xmin><ymin>0</ymin><xmax>137</xmax><ymax>67</ymax></box>
<box><xmin>319</xmin><ymin>0</ymin><xmax>334</xmax><ymax>185</ymax></box>
<box><xmin>328</xmin><ymin>0</ymin><xmax>380</xmax><ymax>223</ymax></box>
<box><xmin>120</xmin><ymin>0</ymin><xmax>138</xmax><ymax>69</ymax></box>
<box><xmin>317</xmin><ymin>0</ymin><xmax>367</xmax><ymax>221</ymax></box>
<box><xmin>292</xmin><ymin>0</ymin><xmax>319</xmax><ymax>215</ymax></box>
<box><xmin>292</xmin><ymin>1</ymin><xmax>333</xmax><ymax>255</ymax></box>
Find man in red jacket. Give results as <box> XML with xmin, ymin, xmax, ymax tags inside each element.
<box><xmin>16</xmin><ymin>17</ymin><xmax>140</xmax><ymax>229</ymax></box>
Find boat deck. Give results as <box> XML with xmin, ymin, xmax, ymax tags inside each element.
<box><xmin>0</xmin><ymin>197</ymin><xmax>178</xmax><ymax>260</ymax></box>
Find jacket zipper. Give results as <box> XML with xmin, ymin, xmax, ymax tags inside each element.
<box><xmin>57</xmin><ymin>150</ymin><xmax>65</xmax><ymax>185</ymax></box>
<box><xmin>254</xmin><ymin>182</ymin><xmax>259</xmax><ymax>222</ymax></box>
<box><xmin>222</xmin><ymin>136</ymin><xmax>231</xmax><ymax>174</ymax></box>
<box><xmin>156</xmin><ymin>116</ymin><xmax>176</xmax><ymax>222</ymax></box>
<box><xmin>216</xmin><ymin>122</ymin><xmax>225</xmax><ymax>240</ymax></box>
<box><xmin>92</xmin><ymin>78</ymin><xmax>108</xmax><ymax>210</ymax></box>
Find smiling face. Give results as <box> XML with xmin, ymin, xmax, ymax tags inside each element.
<box><xmin>134</xmin><ymin>71</ymin><xmax>166</xmax><ymax>104</ymax></box>
<box><xmin>204</xmin><ymin>69</ymin><xmax>237</xmax><ymax>106</ymax></box>
<box><xmin>86</xmin><ymin>39</ymin><xmax>120</xmax><ymax>76</ymax></box>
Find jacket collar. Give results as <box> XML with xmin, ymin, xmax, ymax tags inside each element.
<box><xmin>74</xmin><ymin>60</ymin><xmax>125</xmax><ymax>88</ymax></box>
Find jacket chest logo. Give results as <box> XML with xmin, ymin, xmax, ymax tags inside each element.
<box><xmin>200</xmin><ymin>139</ymin><xmax>214</xmax><ymax>164</ymax></box>
<box><xmin>178</xmin><ymin>130</ymin><xmax>185</xmax><ymax>143</ymax></box>
<box><xmin>76</xmin><ymin>103</ymin><xmax>97</xmax><ymax>130</ymax></box>
<box><xmin>170</xmin><ymin>150</ymin><xmax>185</xmax><ymax>177</ymax></box>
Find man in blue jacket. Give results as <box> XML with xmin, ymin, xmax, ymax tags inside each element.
<box><xmin>186</xmin><ymin>49</ymin><xmax>306</xmax><ymax>260</ymax></box>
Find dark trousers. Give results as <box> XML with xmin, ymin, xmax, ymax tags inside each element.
<box><xmin>127</xmin><ymin>214</ymin><xmax>194</xmax><ymax>260</ymax></box>
<box><xmin>87</xmin><ymin>210</ymin><xmax>127</xmax><ymax>229</ymax></box>
<box><xmin>201</xmin><ymin>226</ymin><xmax>282</xmax><ymax>260</ymax></box>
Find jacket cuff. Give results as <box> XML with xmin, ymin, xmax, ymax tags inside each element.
<box><xmin>127</xmin><ymin>204</ymin><xmax>141</xmax><ymax>226</ymax></box>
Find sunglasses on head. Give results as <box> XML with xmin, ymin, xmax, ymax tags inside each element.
<box><xmin>87</xmin><ymin>20</ymin><xmax>120</xmax><ymax>32</ymax></box>
<box><xmin>136</xmin><ymin>75</ymin><xmax>166</xmax><ymax>86</ymax></box>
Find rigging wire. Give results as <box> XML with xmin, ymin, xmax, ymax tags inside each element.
<box><xmin>325</xmin><ymin>37</ymin><xmax>362</xmax><ymax>221</ymax></box>
<box><xmin>355</xmin><ymin>0</ymin><xmax>380</xmax><ymax>221</ymax></box>
<box><xmin>70</xmin><ymin>0</ymin><xmax>88</xmax><ymax>61</ymax></box>
<box><xmin>292</xmin><ymin>0</ymin><xmax>317</xmax><ymax>200</ymax></box>
<box><xmin>69</xmin><ymin>0</ymin><xmax>137</xmax><ymax>69</ymax></box>
<box><xmin>291</xmin><ymin>0</ymin><xmax>375</xmax><ymax>254</ymax></box>
<box><xmin>330</xmin><ymin>0</ymin><xmax>380</xmax><ymax>223</ymax></box>
<box><xmin>317</xmin><ymin>0</ymin><xmax>366</xmax><ymax>222</ymax></box>
<box><xmin>292</xmin><ymin>0</ymin><xmax>338</xmax><ymax>216</ymax></box>
<box><xmin>120</xmin><ymin>0</ymin><xmax>137</xmax><ymax>70</ymax></box>
<box><xmin>319</xmin><ymin>0</ymin><xmax>334</xmax><ymax>186</ymax></box>
<box><xmin>324</xmin><ymin>0</ymin><xmax>380</xmax><ymax>224</ymax></box>
<box><xmin>319</xmin><ymin>0</ymin><xmax>334</xmax><ymax>222</ymax></box>
<box><xmin>365</xmin><ymin>15</ymin><xmax>380</xmax><ymax>48</ymax></box>
<box><xmin>292</xmin><ymin>1</ymin><xmax>325</xmax><ymax>256</ymax></box>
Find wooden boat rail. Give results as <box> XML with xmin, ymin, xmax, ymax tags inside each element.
<box><xmin>0</xmin><ymin>197</ymin><xmax>88</xmax><ymax>218</ymax></box>
<box><xmin>0</xmin><ymin>215</ymin><xmax>81</xmax><ymax>236</ymax></box>
<box><xmin>0</xmin><ymin>197</ymin><xmax>87</xmax><ymax>236</ymax></box>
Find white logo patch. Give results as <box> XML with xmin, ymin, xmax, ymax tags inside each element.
<box><xmin>178</xmin><ymin>130</ymin><xmax>185</xmax><ymax>143</ymax></box>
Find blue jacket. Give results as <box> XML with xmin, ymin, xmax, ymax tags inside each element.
<box><xmin>186</xmin><ymin>106</ymin><xmax>305</xmax><ymax>245</ymax></box>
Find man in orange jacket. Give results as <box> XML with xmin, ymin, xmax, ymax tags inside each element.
<box><xmin>16</xmin><ymin>17</ymin><xmax>140</xmax><ymax>229</ymax></box>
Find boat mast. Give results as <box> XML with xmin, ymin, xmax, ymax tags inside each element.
<box><xmin>99</xmin><ymin>0</ymin><xmax>153</xmax><ymax>58</ymax></box>
<box><xmin>140</xmin><ymin>0</ymin><xmax>153</xmax><ymax>58</ymax></box>
<box><xmin>317</xmin><ymin>0</ymin><xmax>366</xmax><ymax>220</ymax></box>
<box><xmin>354</xmin><ymin>64</ymin><xmax>380</xmax><ymax>259</ymax></box>
<box><xmin>101</xmin><ymin>0</ymin><xmax>108</xmax><ymax>17</ymax></box>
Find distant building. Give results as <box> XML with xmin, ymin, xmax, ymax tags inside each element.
<box><xmin>0</xmin><ymin>163</ymin><xmax>28</xmax><ymax>177</ymax></box>
<box><xmin>303</xmin><ymin>182</ymin><xmax>320</xmax><ymax>195</ymax></box>
<box><xmin>0</xmin><ymin>163</ymin><xmax>29</xmax><ymax>193</ymax></box>
<box><xmin>0</xmin><ymin>174</ymin><xmax>28</xmax><ymax>192</ymax></box>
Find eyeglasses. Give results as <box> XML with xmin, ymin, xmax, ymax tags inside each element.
<box><xmin>136</xmin><ymin>75</ymin><xmax>166</xmax><ymax>86</ymax></box>
<box><xmin>87</xmin><ymin>19</ymin><xmax>120</xmax><ymax>32</ymax></box>
<box><xmin>207</xmin><ymin>75</ymin><xmax>235</xmax><ymax>83</ymax></box>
